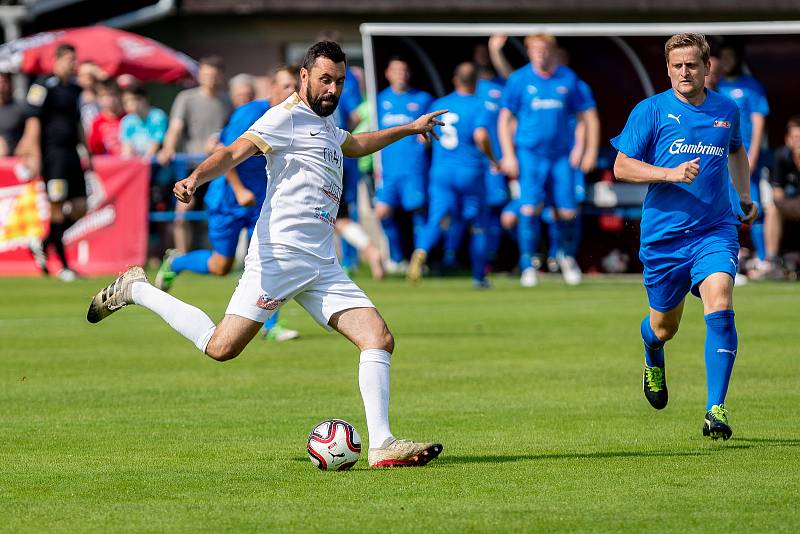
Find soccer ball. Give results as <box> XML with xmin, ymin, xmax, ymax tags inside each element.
<box><xmin>307</xmin><ymin>419</ymin><xmax>361</xmax><ymax>471</ymax></box>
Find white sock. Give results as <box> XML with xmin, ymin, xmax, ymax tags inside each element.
<box><xmin>340</xmin><ymin>221</ymin><xmax>371</xmax><ymax>251</ymax></box>
<box><xmin>131</xmin><ymin>282</ymin><xmax>216</xmax><ymax>352</ymax></box>
<box><xmin>359</xmin><ymin>349</ymin><xmax>394</xmax><ymax>448</ymax></box>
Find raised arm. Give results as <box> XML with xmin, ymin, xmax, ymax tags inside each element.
<box><xmin>488</xmin><ymin>34</ymin><xmax>514</xmax><ymax>79</ymax></box>
<box><xmin>342</xmin><ymin>109</ymin><xmax>446</xmax><ymax>158</ymax></box>
<box><xmin>728</xmin><ymin>144</ymin><xmax>757</xmax><ymax>224</ymax></box>
<box><xmin>174</xmin><ymin>137</ymin><xmax>259</xmax><ymax>203</ymax></box>
<box><xmin>613</xmin><ymin>151</ymin><xmax>700</xmax><ymax>184</ymax></box>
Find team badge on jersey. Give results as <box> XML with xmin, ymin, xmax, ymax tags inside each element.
<box><xmin>256</xmin><ymin>294</ymin><xmax>286</xmax><ymax>310</ymax></box>
<box><xmin>407</xmin><ymin>102</ymin><xmax>420</xmax><ymax>112</ymax></box>
<box><xmin>26</xmin><ymin>84</ymin><xmax>47</xmax><ymax>107</ymax></box>
<box><xmin>556</xmin><ymin>85</ymin><xmax>568</xmax><ymax>94</ymax></box>
<box><xmin>714</xmin><ymin>120</ymin><xmax>731</xmax><ymax>128</ymax></box>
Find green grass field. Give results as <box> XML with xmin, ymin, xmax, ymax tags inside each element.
<box><xmin>1</xmin><ymin>273</ymin><xmax>798</xmax><ymax>532</ymax></box>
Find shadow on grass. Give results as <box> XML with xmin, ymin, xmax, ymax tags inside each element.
<box><xmin>734</xmin><ymin>437</ymin><xmax>800</xmax><ymax>446</ymax></box>
<box><xmin>439</xmin><ymin>445</ymin><xmax>753</xmax><ymax>465</ymax></box>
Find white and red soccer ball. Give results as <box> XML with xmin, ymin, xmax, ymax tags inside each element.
<box><xmin>307</xmin><ymin>419</ymin><xmax>361</xmax><ymax>471</ymax></box>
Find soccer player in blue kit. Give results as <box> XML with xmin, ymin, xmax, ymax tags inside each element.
<box><xmin>498</xmin><ymin>33</ymin><xmax>593</xmax><ymax>287</ymax></box>
<box><xmin>375</xmin><ymin>58</ymin><xmax>434</xmax><ymax>271</ymax></box>
<box><xmin>611</xmin><ymin>33</ymin><xmax>758</xmax><ymax>440</ymax></box>
<box><xmin>406</xmin><ymin>63</ymin><xmax>497</xmax><ymax>287</ymax></box>
<box><xmin>717</xmin><ymin>44</ymin><xmax>771</xmax><ymax>271</ymax></box>
<box><xmin>156</xmin><ymin>65</ymin><xmax>300</xmax><ymax>341</ymax></box>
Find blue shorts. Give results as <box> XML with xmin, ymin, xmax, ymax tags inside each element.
<box><xmin>208</xmin><ymin>207</ymin><xmax>260</xmax><ymax>258</ymax></box>
<box><xmin>641</xmin><ymin>225</ymin><xmax>740</xmax><ymax>312</ymax></box>
<box><xmin>485</xmin><ymin>167</ymin><xmax>509</xmax><ymax>208</ymax></box>
<box><xmin>517</xmin><ymin>151</ymin><xmax>576</xmax><ymax>210</ymax></box>
<box><xmin>428</xmin><ymin>168</ymin><xmax>487</xmax><ymax>227</ymax></box>
<box><xmin>376</xmin><ymin>172</ymin><xmax>426</xmax><ymax>211</ymax></box>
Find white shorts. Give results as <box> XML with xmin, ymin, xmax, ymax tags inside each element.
<box><xmin>225</xmin><ymin>246</ymin><xmax>375</xmax><ymax>330</ymax></box>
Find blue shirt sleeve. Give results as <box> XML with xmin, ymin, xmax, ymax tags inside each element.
<box><xmin>610</xmin><ymin>99</ymin><xmax>655</xmax><ymax>160</ymax></box>
<box><xmin>150</xmin><ymin>108</ymin><xmax>168</xmax><ymax>144</ymax></box>
<box><xmin>729</xmin><ymin>103</ymin><xmax>743</xmax><ymax>153</ymax></box>
<box><xmin>749</xmin><ymin>79</ymin><xmax>769</xmax><ymax>117</ymax></box>
<box><xmin>500</xmin><ymin>73</ymin><xmax>521</xmax><ymax>114</ymax></box>
<box><xmin>575</xmin><ymin>79</ymin><xmax>596</xmax><ymax>112</ymax></box>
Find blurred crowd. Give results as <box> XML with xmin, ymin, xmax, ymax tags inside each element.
<box><xmin>2</xmin><ymin>30</ymin><xmax>799</xmax><ymax>283</ymax></box>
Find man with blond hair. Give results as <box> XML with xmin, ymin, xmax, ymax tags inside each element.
<box><xmin>611</xmin><ymin>33</ymin><xmax>757</xmax><ymax>440</ymax></box>
<box><xmin>498</xmin><ymin>33</ymin><xmax>593</xmax><ymax>287</ymax></box>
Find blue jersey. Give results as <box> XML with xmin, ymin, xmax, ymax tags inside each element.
<box><xmin>568</xmin><ymin>79</ymin><xmax>596</xmax><ymax>149</ymax></box>
<box><xmin>430</xmin><ymin>91</ymin><xmax>490</xmax><ymax>173</ymax></box>
<box><xmin>205</xmin><ymin>100</ymin><xmax>270</xmax><ymax>214</ymax></box>
<box><xmin>611</xmin><ymin>89</ymin><xmax>742</xmax><ymax>247</ymax></box>
<box><xmin>377</xmin><ymin>87</ymin><xmax>433</xmax><ymax>177</ymax></box>
<box><xmin>476</xmin><ymin>78</ymin><xmax>504</xmax><ymax>161</ymax></box>
<box><xmin>716</xmin><ymin>75</ymin><xmax>769</xmax><ymax>151</ymax></box>
<box><xmin>501</xmin><ymin>64</ymin><xmax>593</xmax><ymax>156</ymax></box>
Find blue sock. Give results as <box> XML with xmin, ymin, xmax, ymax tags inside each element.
<box><xmin>469</xmin><ymin>227</ymin><xmax>487</xmax><ymax>282</ymax></box>
<box><xmin>340</xmin><ymin>240</ymin><xmax>358</xmax><ymax>269</ymax></box>
<box><xmin>704</xmin><ymin>310</ymin><xmax>737</xmax><ymax>411</ymax></box>
<box><xmin>443</xmin><ymin>218</ymin><xmax>465</xmax><ymax>268</ymax></box>
<box><xmin>412</xmin><ymin>211</ymin><xmax>427</xmax><ymax>251</ymax></box>
<box><xmin>517</xmin><ymin>213</ymin><xmax>540</xmax><ymax>270</ymax></box>
<box><xmin>548</xmin><ymin>220</ymin><xmax>560</xmax><ymax>258</ymax></box>
<box><xmin>380</xmin><ymin>217</ymin><xmax>404</xmax><ymax>263</ymax></box>
<box><xmin>486</xmin><ymin>209</ymin><xmax>502</xmax><ymax>262</ymax></box>
<box><xmin>750</xmin><ymin>221</ymin><xmax>766</xmax><ymax>261</ymax></box>
<box><xmin>640</xmin><ymin>317</ymin><xmax>665</xmax><ymax>368</ymax></box>
<box><xmin>557</xmin><ymin>218</ymin><xmax>579</xmax><ymax>258</ymax></box>
<box><xmin>264</xmin><ymin>311</ymin><xmax>279</xmax><ymax>330</ymax></box>
<box><xmin>171</xmin><ymin>249</ymin><xmax>212</xmax><ymax>274</ymax></box>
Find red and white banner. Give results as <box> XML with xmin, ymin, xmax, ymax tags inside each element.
<box><xmin>0</xmin><ymin>156</ymin><xmax>149</xmax><ymax>275</ymax></box>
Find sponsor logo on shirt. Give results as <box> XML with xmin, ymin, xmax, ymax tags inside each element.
<box><xmin>531</xmin><ymin>97</ymin><xmax>564</xmax><ymax>110</ymax></box>
<box><xmin>713</xmin><ymin>120</ymin><xmax>731</xmax><ymax>128</ymax></box>
<box><xmin>381</xmin><ymin>113</ymin><xmax>412</xmax><ymax>127</ymax></box>
<box><xmin>256</xmin><ymin>294</ymin><xmax>286</xmax><ymax>310</ymax></box>
<box><xmin>322</xmin><ymin>147</ymin><xmax>343</xmax><ymax>170</ymax></box>
<box><xmin>323</xmin><ymin>182</ymin><xmax>342</xmax><ymax>204</ymax></box>
<box><xmin>314</xmin><ymin>207</ymin><xmax>337</xmax><ymax>227</ymax></box>
<box><xmin>668</xmin><ymin>138</ymin><xmax>725</xmax><ymax>157</ymax></box>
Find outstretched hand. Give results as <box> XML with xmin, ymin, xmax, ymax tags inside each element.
<box><xmin>412</xmin><ymin>109</ymin><xmax>447</xmax><ymax>142</ymax></box>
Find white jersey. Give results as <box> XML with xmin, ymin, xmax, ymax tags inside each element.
<box><xmin>240</xmin><ymin>92</ymin><xmax>351</xmax><ymax>260</ymax></box>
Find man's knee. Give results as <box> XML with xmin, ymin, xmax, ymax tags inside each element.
<box><xmin>557</xmin><ymin>208</ymin><xmax>577</xmax><ymax>220</ymax></box>
<box><xmin>208</xmin><ymin>256</ymin><xmax>233</xmax><ymax>276</ymax></box>
<box><xmin>365</xmin><ymin>327</ymin><xmax>394</xmax><ymax>354</ymax></box>
<box><xmin>205</xmin><ymin>340</ymin><xmax>242</xmax><ymax>362</ymax></box>
<box><xmin>500</xmin><ymin>213</ymin><xmax>517</xmax><ymax>230</ymax></box>
<box><xmin>652</xmin><ymin>322</ymin><xmax>679</xmax><ymax>341</ymax></box>
<box><xmin>520</xmin><ymin>204</ymin><xmax>537</xmax><ymax>216</ymax></box>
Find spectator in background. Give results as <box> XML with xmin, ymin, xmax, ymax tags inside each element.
<box><xmin>0</xmin><ymin>72</ymin><xmax>26</xmax><ymax>156</ymax></box>
<box><xmin>157</xmin><ymin>55</ymin><xmax>232</xmax><ymax>253</ymax></box>
<box><xmin>76</xmin><ymin>60</ymin><xmax>104</xmax><ymax>132</ymax></box>
<box><xmin>87</xmin><ymin>80</ymin><xmax>123</xmax><ymax>156</ymax></box>
<box><xmin>768</xmin><ymin>116</ymin><xmax>800</xmax><ymax>267</ymax></box>
<box><xmin>228</xmin><ymin>73</ymin><xmax>256</xmax><ymax>109</ymax></box>
<box><xmin>375</xmin><ymin>57</ymin><xmax>433</xmax><ymax>272</ymax></box>
<box><xmin>120</xmin><ymin>85</ymin><xmax>168</xmax><ymax>158</ymax></box>
<box><xmin>717</xmin><ymin>44</ymin><xmax>771</xmax><ymax>274</ymax></box>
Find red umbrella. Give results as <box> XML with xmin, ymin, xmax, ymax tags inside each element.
<box><xmin>0</xmin><ymin>26</ymin><xmax>197</xmax><ymax>83</ymax></box>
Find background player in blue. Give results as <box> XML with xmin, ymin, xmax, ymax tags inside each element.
<box><xmin>155</xmin><ymin>65</ymin><xmax>300</xmax><ymax>341</ymax></box>
<box><xmin>498</xmin><ymin>33</ymin><xmax>593</xmax><ymax>287</ymax></box>
<box><xmin>611</xmin><ymin>33</ymin><xmax>758</xmax><ymax>440</ymax></box>
<box><xmin>717</xmin><ymin>44</ymin><xmax>771</xmax><ymax>270</ymax></box>
<box><xmin>375</xmin><ymin>58</ymin><xmax>434</xmax><ymax>271</ymax></box>
<box><xmin>406</xmin><ymin>63</ymin><xmax>497</xmax><ymax>287</ymax></box>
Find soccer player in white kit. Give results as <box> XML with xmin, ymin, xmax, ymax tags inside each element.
<box><xmin>87</xmin><ymin>42</ymin><xmax>446</xmax><ymax>468</ymax></box>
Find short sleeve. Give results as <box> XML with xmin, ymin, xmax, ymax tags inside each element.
<box><xmin>750</xmin><ymin>80</ymin><xmax>769</xmax><ymax>117</ymax></box>
<box><xmin>150</xmin><ymin>108</ymin><xmax>168</xmax><ymax>143</ymax></box>
<box><xmin>119</xmin><ymin>115</ymin><xmax>133</xmax><ymax>142</ymax></box>
<box><xmin>336</xmin><ymin>126</ymin><xmax>352</xmax><ymax>149</ymax></box>
<box><xmin>728</xmin><ymin>105</ymin><xmax>743</xmax><ymax>153</ymax></box>
<box><xmin>25</xmin><ymin>81</ymin><xmax>48</xmax><ymax>118</ymax></box>
<box><xmin>500</xmin><ymin>75</ymin><xmax>520</xmax><ymax>114</ymax></box>
<box><xmin>610</xmin><ymin>99</ymin><xmax>656</xmax><ymax>160</ymax></box>
<box><xmin>169</xmin><ymin>90</ymin><xmax>189</xmax><ymax>122</ymax></box>
<box><xmin>240</xmin><ymin>106</ymin><xmax>293</xmax><ymax>154</ymax></box>
<box><xmin>474</xmin><ymin>101</ymin><xmax>494</xmax><ymax>131</ymax></box>
<box><xmin>573</xmin><ymin>79</ymin><xmax>596</xmax><ymax>113</ymax></box>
